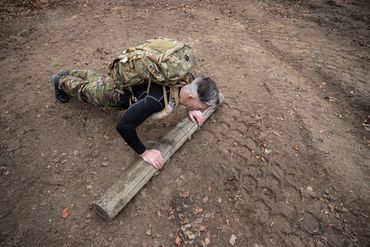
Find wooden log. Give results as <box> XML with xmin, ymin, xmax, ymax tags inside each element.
<box><xmin>92</xmin><ymin>95</ymin><xmax>224</xmax><ymax>220</ymax></box>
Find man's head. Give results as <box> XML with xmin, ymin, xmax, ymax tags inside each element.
<box><xmin>179</xmin><ymin>77</ymin><xmax>220</xmax><ymax>111</ymax></box>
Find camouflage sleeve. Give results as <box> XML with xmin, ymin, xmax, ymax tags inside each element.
<box><xmin>116</xmin><ymin>96</ymin><xmax>164</xmax><ymax>154</ymax></box>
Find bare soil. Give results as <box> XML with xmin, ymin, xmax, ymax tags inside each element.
<box><xmin>1</xmin><ymin>0</ymin><xmax>369</xmax><ymax>246</ymax></box>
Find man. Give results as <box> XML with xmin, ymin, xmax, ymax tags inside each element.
<box><xmin>52</xmin><ymin>69</ymin><xmax>220</xmax><ymax>169</ymax></box>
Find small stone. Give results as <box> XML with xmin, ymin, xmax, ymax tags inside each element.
<box><xmin>87</xmin><ymin>185</ymin><xmax>92</xmax><ymax>189</ymax></box>
<box><xmin>179</xmin><ymin>191</ymin><xmax>189</xmax><ymax>198</ymax></box>
<box><xmin>146</xmin><ymin>228</ymin><xmax>151</xmax><ymax>236</ymax></box>
<box><xmin>203</xmin><ymin>196</ymin><xmax>209</xmax><ymax>203</ymax></box>
<box><xmin>185</xmin><ymin>229</ymin><xmax>196</xmax><ymax>240</ymax></box>
<box><xmin>229</xmin><ymin>234</ymin><xmax>237</xmax><ymax>246</ymax></box>
<box><xmin>217</xmin><ymin>197</ymin><xmax>222</xmax><ymax>203</ymax></box>
<box><xmin>306</xmin><ymin>186</ymin><xmax>313</xmax><ymax>192</ymax></box>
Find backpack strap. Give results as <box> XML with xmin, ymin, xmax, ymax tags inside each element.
<box><xmin>158</xmin><ymin>43</ymin><xmax>185</xmax><ymax>63</ymax></box>
<box><xmin>149</xmin><ymin>85</ymin><xmax>179</xmax><ymax>120</ymax></box>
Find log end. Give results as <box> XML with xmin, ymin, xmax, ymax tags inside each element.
<box><xmin>92</xmin><ymin>202</ymin><xmax>113</xmax><ymax>221</ymax></box>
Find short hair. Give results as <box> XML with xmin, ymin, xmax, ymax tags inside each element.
<box><xmin>192</xmin><ymin>77</ymin><xmax>220</xmax><ymax>106</ymax></box>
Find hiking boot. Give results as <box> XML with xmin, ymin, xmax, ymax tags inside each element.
<box><xmin>58</xmin><ymin>69</ymin><xmax>70</xmax><ymax>77</ymax></box>
<box><xmin>52</xmin><ymin>74</ymin><xmax>70</xmax><ymax>103</ymax></box>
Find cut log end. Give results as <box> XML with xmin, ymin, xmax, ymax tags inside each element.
<box><xmin>92</xmin><ymin>203</ymin><xmax>113</xmax><ymax>221</ymax></box>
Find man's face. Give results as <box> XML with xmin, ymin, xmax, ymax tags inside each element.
<box><xmin>184</xmin><ymin>97</ymin><xmax>209</xmax><ymax>111</ymax></box>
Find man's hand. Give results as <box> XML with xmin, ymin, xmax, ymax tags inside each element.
<box><xmin>188</xmin><ymin>110</ymin><xmax>205</xmax><ymax>127</ymax></box>
<box><xmin>140</xmin><ymin>149</ymin><xmax>164</xmax><ymax>170</ymax></box>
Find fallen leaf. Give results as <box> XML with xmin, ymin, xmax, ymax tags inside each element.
<box><xmin>195</xmin><ymin>206</ymin><xmax>203</xmax><ymax>214</ymax></box>
<box><xmin>61</xmin><ymin>208</ymin><xmax>70</xmax><ymax>218</ymax></box>
<box><xmin>205</xmin><ymin>232</ymin><xmax>211</xmax><ymax>246</ymax></box>
<box><xmin>199</xmin><ymin>224</ymin><xmax>208</xmax><ymax>232</ymax></box>
<box><xmin>180</xmin><ymin>217</ymin><xmax>189</xmax><ymax>225</ymax></box>
<box><xmin>175</xmin><ymin>235</ymin><xmax>182</xmax><ymax>246</ymax></box>
<box><xmin>156</xmin><ymin>209</ymin><xmax>162</xmax><ymax>217</ymax></box>
<box><xmin>256</xmin><ymin>155</ymin><xmax>266</xmax><ymax>162</ymax></box>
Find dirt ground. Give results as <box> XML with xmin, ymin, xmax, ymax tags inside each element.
<box><xmin>1</xmin><ymin>0</ymin><xmax>369</xmax><ymax>246</ymax></box>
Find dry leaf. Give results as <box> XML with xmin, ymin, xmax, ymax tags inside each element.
<box><xmin>180</xmin><ymin>217</ymin><xmax>189</xmax><ymax>225</ymax></box>
<box><xmin>199</xmin><ymin>224</ymin><xmax>208</xmax><ymax>232</ymax></box>
<box><xmin>61</xmin><ymin>208</ymin><xmax>70</xmax><ymax>218</ymax></box>
<box><xmin>175</xmin><ymin>235</ymin><xmax>182</xmax><ymax>246</ymax></box>
<box><xmin>256</xmin><ymin>155</ymin><xmax>266</xmax><ymax>162</ymax></box>
<box><xmin>156</xmin><ymin>209</ymin><xmax>162</xmax><ymax>217</ymax></box>
<box><xmin>195</xmin><ymin>206</ymin><xmax>203</xmax><ymax>214</ymax></box>
<box><xmin>205</xmin><ymin>234</ymin><xmax>211</xmax><ymax>246</ymax></box>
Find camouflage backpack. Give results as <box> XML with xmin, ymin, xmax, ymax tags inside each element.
<box><xmin>108</xmin><ymin>38</ymin><xmax>196</xmax><ymax>119</ymax></box>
